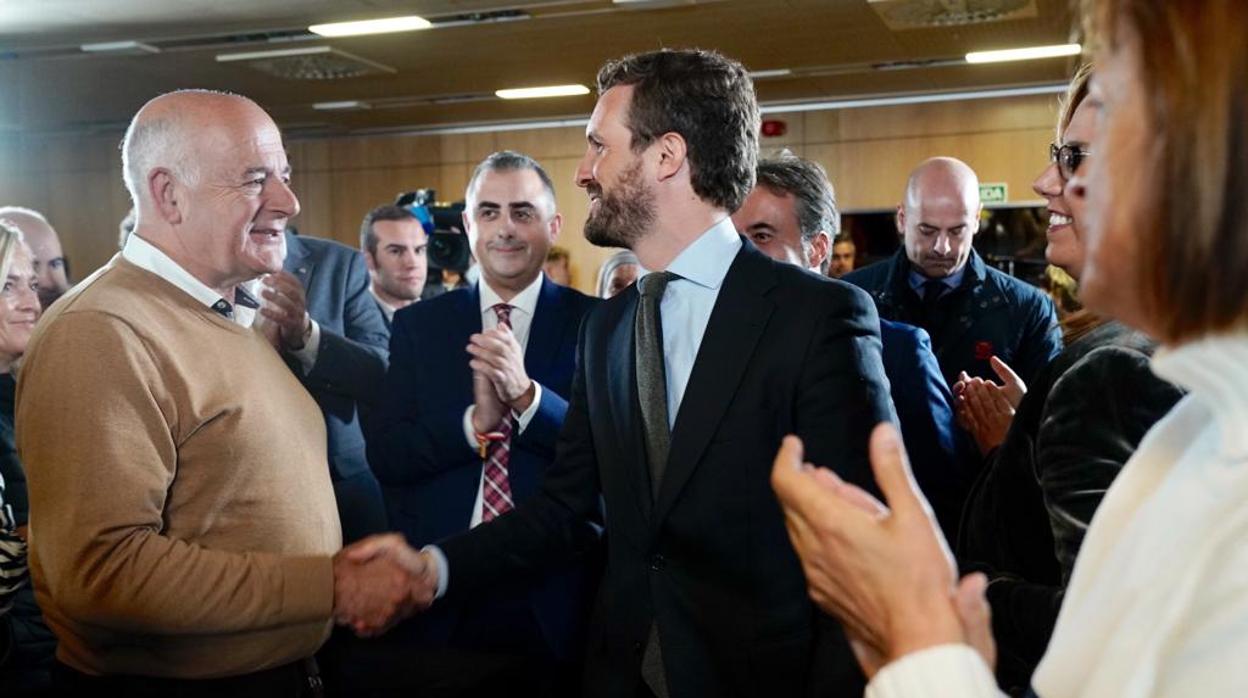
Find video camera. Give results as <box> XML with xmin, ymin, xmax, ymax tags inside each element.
<box><xmin>394</xmin><ymin>189</ymin><xmax>470</xmax><ymax>272</ymax></box>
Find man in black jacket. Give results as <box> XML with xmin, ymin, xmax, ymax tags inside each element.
<box><xmin>843</xmin><ymin>157</ymin><xmax>1061</xmax><ymax>387</ymax></box>
<box><xmin>349</xmin><ymin>49</ymin><xmax>894</xmax><ymax>697</ymax></box>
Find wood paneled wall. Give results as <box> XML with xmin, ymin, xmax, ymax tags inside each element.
<box><xmin>0</xmin><ymin>92</ymin><xmax>1059</xmax><ymax>296</ymax></box>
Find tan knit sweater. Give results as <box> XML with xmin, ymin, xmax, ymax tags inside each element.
<box><xmin>16</xmin><ymin>257</ymin><xmax>341</xmax><ymax>678</ymax></box>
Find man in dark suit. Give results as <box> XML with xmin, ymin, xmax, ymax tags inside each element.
<box><xmin>258</xmin><ymin>230</ymin><xmax>390</xmax><ymax>544</ymax></box>
<box><xmin>732</xmin><ymin>153</ymin><xmax>969</xmax><ymax>538</ymax></box>
<box><xmin>364</xmin><ymin>151</ymin><xmax>598</xmax><ymax>695</ymax></box>
<box><xmin>842</xmin><ymin>157</ymin><xmax>1062</xmax><ymax>388</ymax></box>
<box><xmin>351</xmin><ymin>49</ymin><xmax>894</xmax><ymax>697</ymax></box>
<box><xmin>359</xmin><ymin>204</ymin><xmax>429</xmax><ymax>330</ymax></box>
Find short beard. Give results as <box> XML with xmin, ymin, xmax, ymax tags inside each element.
<box><xmin>583</xmin><ymin>159</ymin><xmax>655</xmax><ymax>250</ymax></box>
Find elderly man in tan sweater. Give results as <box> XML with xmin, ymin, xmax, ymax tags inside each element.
<box><xmin>15</xmin><ymin>90</ymin><xmax>425</xmax><ymax>697</ymax></box>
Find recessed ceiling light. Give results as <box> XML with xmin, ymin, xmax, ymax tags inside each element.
<box><xmin>309</xmin><ymin>16</ymin><xmax>432</xmax><ymax>37</ymax></box>
<box><xmin>313</xmin><ymin>100</ymin><xmax>372</xmax><ymax>111</ymax></box>
<box><xmin>965</xmin><ymin>43</ymin><xmax>1082</xmax><ymax>64</ymax></box>
<box><xmin>80</xmin><ymin>40</ymin><xmax>160</xmax><ymax>54</ymax></box>
<box><xmin>495</xmin><ymin>84</ymin><xmax>590</xmax><ymax>100</ymax></box>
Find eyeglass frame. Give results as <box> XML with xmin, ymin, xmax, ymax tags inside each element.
<box><xmin>1049</xmin><ymin>142</ymin><xmax>1093</xmax><ymax>181</ymax></box>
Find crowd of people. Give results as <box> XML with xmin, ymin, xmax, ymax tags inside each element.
<box><xmin>0</xmin><ymin>0</ymin><xmax>1243</xmax><ymax>696</ymax></box>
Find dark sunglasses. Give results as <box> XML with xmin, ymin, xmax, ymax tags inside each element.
<box><xmin>1049</xmin><ymin>142</ymin><xmax>1092</xmax><ymax>181</ymax></box>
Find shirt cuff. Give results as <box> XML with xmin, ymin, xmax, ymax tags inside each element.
<box><xmin>289</xmin><ymin>319</ymin><xmax>321</xmax><ymax>374</ymax></box>
<box><xmin>513</xmin><ymin>382</ymin><xmax>542</xmax><ymax>434</ymax></box>
<box><xmin>422</xmin><ymin>545</ymin><xmax>449</xmax><ymax>600</ymax></box>
<box><xmin>462</xmin><ymin>406</ymin><xmax>479</xmax><ymax>451</ymax></box>
<box><xmin>865</xmin><ymin>644</ymin><xmax>1002</xmax><ymax>698</ymax></box>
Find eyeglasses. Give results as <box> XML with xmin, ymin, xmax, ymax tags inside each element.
<box><xmin>1049</xmin><ymin>142</ymin><xmax>1092</xmax><ymax>181</ymax></box>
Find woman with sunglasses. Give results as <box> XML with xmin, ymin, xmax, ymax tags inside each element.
<box><xmin>952</xmin><ymin>64</ymin><xmax>1184</xmax><ymax>694</ymax></box>
<box><xmin>772</xmin><ymin>0</ymin><xmax>1248</xmax><ymax>695</ymax></box>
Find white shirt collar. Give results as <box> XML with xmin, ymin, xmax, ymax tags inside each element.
<box><xmin>369</xmin><ymin>286</ymin><xmax>398</xmax><ymax>323</ymax></box>
<box><xmin>643</xmin><ymin>216</ymin><xmax>741</xmax><ymax>290</ymax></box>
<box><xmin>479</xmin><ymin>271</ymin><xmax>544</xmax><ymax>318</ymax></box>
<box><xmin>121</xmin><ymin>233</ymin><xmax>258</xmax><ymax>328</ymax></box>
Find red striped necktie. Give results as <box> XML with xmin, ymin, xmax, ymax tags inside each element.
<box><xmin>481</xmin><ymin>303</ymin><xmax>516</xmax><ymax>521</ymax></box>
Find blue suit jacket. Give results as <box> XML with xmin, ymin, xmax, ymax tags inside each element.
<box><xmin>368</xmin><ymin>276</ymin><xmax>598</xmax><ymax>658</ymax></box>
<box><xmin>879</xmin><ymin>319</ymin><xmax>968</xmax><ymax>539</ymax></box>
<box><xmin>283</xmin><ymin>233</ymin><xmax>390</xmax><ymax>540</ymax></box>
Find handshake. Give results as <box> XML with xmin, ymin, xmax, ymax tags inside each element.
<box><xmin>330</xmin><ymin>533</ymin><xmax>441</xmax><ymax>637</ymax></box>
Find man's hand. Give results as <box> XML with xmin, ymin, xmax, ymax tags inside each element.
<box><xmin>332</xmin><ymin>533</ymin><xmax>440</xmax><ymax>637</ymax></box>
<box><xmin>466</xmin><ymin>324</ymin><xmax>535</xmax><ymax>414</ymax></box>
<box><xmin>770</xmin><ymin>426</ymin><xmax>995</xmax><ymax>678</ymax></box>
<box><xmin>260</xmin><ymin>272</ymin><xmax>312</xmax><ymax>352</ymax></box>
<box><xmin>471</xmin><ymin>368</ymin><xmax>508</xmax><ymax>435</ymax></box>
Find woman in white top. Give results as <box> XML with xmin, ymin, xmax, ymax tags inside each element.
<box><xmin>770</xmin><ymin>1</ymin><xmax>1248</xmax><ymax>696</ymax></box>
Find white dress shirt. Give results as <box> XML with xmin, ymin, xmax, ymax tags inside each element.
<box><xmin>460</xmin><ymin>272</ymin><xmax>546</xmax><ymax>528</ymax></box>
<box><xmin>643</xmin><ymin>216</ymin><xmax>742</xmax><ymax>427</ymax></box>
<box><xmin>867</xmin><ymin>332</ymin><xmax>1248</xmax><ymax>698</ymax></box>
<box><xmin>122</xmin><ymin>235</ymin><xmax>259</xmax><ymax>328</ymax></box>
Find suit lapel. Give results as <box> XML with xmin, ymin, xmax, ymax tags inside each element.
<box><xmin>652</xmin><ymin>245</ymin><xmax>775</xmax><ymax>525</ymax></box>
<box><xmin>524</xmin><ymin>278</ymin><xmax>563</xmax><ymax>384</ymax></box>
<box><xmin>604</xmin><ymin>291</ymin><xmax>653</xmax><ymax>519</ymax></box>
<box><xmin>283</xmin><ymin>232</ymin><xmax>315</xmax><ymax>287</ymax></box>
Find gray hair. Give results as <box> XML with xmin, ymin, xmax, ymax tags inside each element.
<box><xmin>465</xmin><ymin>150</ymin><xmax>557</xmax><ymax>216</ymax></box>
<box><xmin>755</xmin><ymin>153</ymin><xmax>840</xmax><ymax>273</ymax></box>
<box><xmin>119</xmin><ymin>89</ymin><xmax>239</xmax><ymax>209</ymax></box>
<box><xmin>595</xmin><ymin>249</ymin><xmax>640</xmax><ymax>298</ymax></box>
<box><xmin>0</xmin><ymin>206</ymin><xmax>49</xmax><ymax>227</ymax></box>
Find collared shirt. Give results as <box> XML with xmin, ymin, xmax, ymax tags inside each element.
<box><xmin>461</xmin><ymin>272</ymin><xmax>546</xmax><ymax>528</ymax></box>
<box><xmin>370</xmin><ymin>286</ymin><xmax>399</xmax><ymax>325</ymax></box>
<box><xmin>123</xmin><ymin>234</ymin><xmax>322</xmax><ymax>369</ymax></box>
<box><xmin>908</xmin><ymin>264</ymin><xmax>966</xmax><ymax>302</ymax></box>
<box><xmin>642</xmin><ymin>216</ymin><xmax>742</xmax><ymax>427</ymax></box>
<box><xmin>122</xmin><ymin>234</ymin><xmax>260</xmax><ymax>328</ymax></box>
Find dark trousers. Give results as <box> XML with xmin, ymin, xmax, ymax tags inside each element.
<box><xmin>51</xmin><ymin>659</ymin><xmax>322</xmax><ymax>698</ymax></box>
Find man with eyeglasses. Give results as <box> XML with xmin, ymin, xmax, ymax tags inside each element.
<box><xmin>844</xmin><ymin>156</ymin><xmax>1061</xmax><ymax>388</ymax></box>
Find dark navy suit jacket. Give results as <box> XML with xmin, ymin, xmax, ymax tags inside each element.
<box><xmin>283</xmin><ymin>232</ymin><xmax>390</xmax><ymax>541</ymax></box>
<box><xmin>368</xmin><ymin>276</ymin><xmax>598</xmax><ymax>659</ymax></box>
<box><xmin>879</xmin><ymin>319</ymin><xmax>969</xmax><ymax>539</ymax></box>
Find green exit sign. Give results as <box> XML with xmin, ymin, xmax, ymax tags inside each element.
<box><xmin>980</xmin><ymin>182</ymin><xmax>1008</xmax><ymax>204</ymax></box>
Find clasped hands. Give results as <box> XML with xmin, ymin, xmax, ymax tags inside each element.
<box><xmin>467</xmin><ymin>323</ymin><xmax>534</xmax><ymax>432</ymax></box>
<box><xmin>770</xmin><ymin>424</ymin><xmax>996</xmax><ymax>679</ymax></box>
<box><xmin>331</xmin><ymin>534</ymin><xmax>441</xmax><ymax>637</ymax></box>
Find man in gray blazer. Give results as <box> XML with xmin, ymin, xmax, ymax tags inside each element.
<box><xmin>261</xmin><ymin>229</ymin><xmax>391</xmax><ymax>543</ymax></box>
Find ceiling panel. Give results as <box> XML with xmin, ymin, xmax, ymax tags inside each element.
<box><xmin>0</xmin><ymin>0</ymin><xmax>1080</xmax><ymax>137</ymax></box>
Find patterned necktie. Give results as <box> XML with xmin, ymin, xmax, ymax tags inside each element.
<box><xmin>635</xmin><ymin>271</ymin><xmax>676</xmax><ymax>698</ymax></box>
<box><xmin>211</xmin><ymin>299</ymin><xmax>234</xmax><ymax>320</ymax></box>
<box><xmin>481</xmin><ymin>303</ymin><xmax>516</xmax><ymax>522</ymax></box>
<box><xmin>635</xmin><ymin>271</ymin><xmax>676</xmax><ymax>499</ymax></box>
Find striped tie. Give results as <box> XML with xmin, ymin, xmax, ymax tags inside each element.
<box><xmin>481</xmin><ymin>303</ymin><xmax>516</xmax><ymax>521</ymax></box>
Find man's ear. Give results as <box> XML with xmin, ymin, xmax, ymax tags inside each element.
<box><xmin>654</xmin><ymin>132</ymin><xmax>688</xmax><ymax>183</ymax></box>
<box><xmin>808</xmin><ymin>231</ymin><xmax>831</xmax><ymax>271</ymax></box>
<box><xmin>149</xmin><ymin>168</ymin><xmax>183</xmax><ymax>225</ymax></box>
<box><xmin>894</xmin><ymin>205</ymin><xmax>906</xmax><ymax>237</ymax></box>
<box><xmin>548</xmin><ymin>211</ymin><xmax>563</xmax><ymax>242</ymax></box>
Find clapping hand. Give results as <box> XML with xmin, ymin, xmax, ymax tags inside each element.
<box><xmin>953</xmin><ymin>356</ymin><xmax>1027</xmax><ymax>455</ymax></box>
<box><xmin>467</xmin><ymin>324</ymin><xmax>535</xmax><ymax>414</ymax></box>
<box><xmin>770</xmin><ymin>425</ymin><xmax>996</xmax><ymax>678</ymax></box>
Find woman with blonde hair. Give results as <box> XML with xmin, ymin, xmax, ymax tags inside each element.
<box><xmin>0</xmin><ymin>220</ymin><xmax>51</xmax><ymax>694</ymax></box>
<box><xmin>772</xmin><ymin>0</ymin><xmax>1248</xmax><ymax>695</ymax></box>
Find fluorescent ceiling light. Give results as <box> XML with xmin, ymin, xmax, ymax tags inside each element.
<box><xmin>313</xmin><ymin>100</ymin><xmax>371</xmax><ymax>111</ymax></box>
<box><xmin>309</xmin><ymin>16</ymin><xmax>431</xmax><ymax>37</ymax></box>
<box><xmin>748</xmin><ymin>69</ymin><xmax>793</xmax><ymax>80</ymax></box>
<box><xmin>495</xmin><ymin>84</ymin><xmax>590</xmax><ymax>100</ymax></box>
<box><xmin>216</xmin><ymin>45</ymin><xmax>334</xmax><ymax>62</ymax></box>
<box><xmin>965</xmin><ymin>43</ymin><xmax>1082</xmax><ymax>64</ymax></box>
<box><xmin>81</xmin><ymin>40</ymin><xmax>160</xmax><ymax>54</ymax></box>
